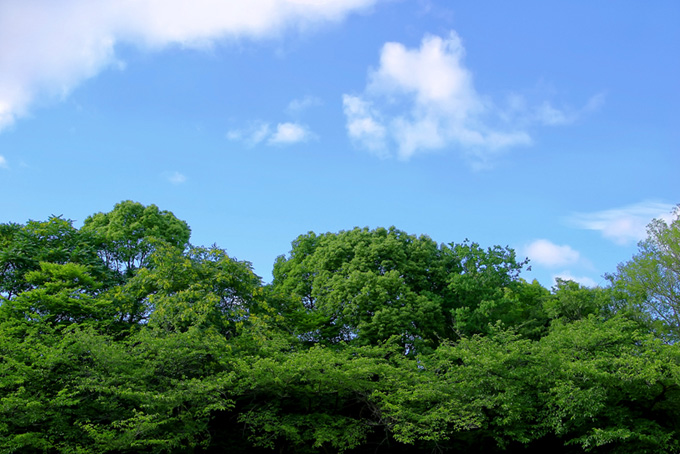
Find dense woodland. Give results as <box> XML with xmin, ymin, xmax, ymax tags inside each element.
<box><xmin>0</xmin><ymin>201</ymin><xmax>678</xmax><ymax>453</ymax></box>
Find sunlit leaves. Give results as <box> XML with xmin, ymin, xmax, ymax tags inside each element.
<box><xmin>608</xmin><ymin>205</ymin><xmax>680</xmax><ymax>340</ymax></box>
<box><xmin>81</xmin><ymin>200</ymin><xmax>191</xmax><ymax>277</ymax></box>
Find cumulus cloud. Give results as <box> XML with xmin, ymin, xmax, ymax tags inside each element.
<box><xmin>268</xmin><ymin>122</ymin><xmax>310</xmax><ymax>144</ymax></box>
<box><xmin>343</xmin><ymin>31</ymin><xmax>601</xmax><ymax>163</ymax></box>
<box><xmin>0</xmin><ymin>0</ymin><xmax>380</xmax><ymax>132</ymax></box>
<box><xmin>343</xmin><ymin>32</ymin><xmax>533</xmax><ymax>161</ymax></box>
<box><xmin>570</xmin><ymin>201</ymin><xmax>675</xmax><ymax>245</ymax></box>
<box><xmin>525</xmin><ymin>239</ymin><xmax>581</xmax><ymax>268</ymax></box>
<box><xmin>227</xmin><ymin>121</ymin><xmax>310</xmax><ymax>146</ymax></box>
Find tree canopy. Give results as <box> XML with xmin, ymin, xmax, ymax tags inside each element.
<box><xmin>0</xmin><ymin>201</ymin><xmax>678</xmax><ymax>453</ymax></box>
<box><xmin>607</xmin><ymin>205</ymin><xmax>680</xmax><ymax>341</ymax></box>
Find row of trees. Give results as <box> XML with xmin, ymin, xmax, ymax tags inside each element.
<box><xmin>0</xmin><ymin>201</ymin><xmax>678</xmax><ymax>453</ymax></box>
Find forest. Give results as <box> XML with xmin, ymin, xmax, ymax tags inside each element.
<box><xmin>0</xmin><ymin>200</ymin><xmax>678</xmax><ymax>453</ymax></box>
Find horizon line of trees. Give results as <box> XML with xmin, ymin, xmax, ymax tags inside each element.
<box><xmin>1</xmin><ymin>200</ymin><xmax>678</xmax><ymax>453</ymax></box>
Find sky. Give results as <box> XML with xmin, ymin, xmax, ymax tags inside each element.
<box><xmin>0</xmin><ymin>0</ymin><xmax>678</xmax><ymax>287</ymax></box>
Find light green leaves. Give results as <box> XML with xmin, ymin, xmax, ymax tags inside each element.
<box><xmin>609</xmin><ymin>205</ymin><xmax>680</xmax><ymax>340</ymax></box>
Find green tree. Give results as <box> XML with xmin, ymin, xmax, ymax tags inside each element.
<box><xmin>0</xmin><ymin>262</ymin><xmax>113</xmax><ymax>330</ymax></box>
<box><xmin>0</xmin><ymin>322</ymin><xmax>236</xmax><ymax>453</ymax></box>
<box><xmin>81</xmin><ymin>200</ymin><xmax>191</xmax><ymax>278</ymax></box>
<box><xmin>271</xmin><ymin>227</ymin><xmax>458</xmax><ymax>351</ymax></box>
<box><xmin>0</xmin><ymin>216</ymin><xmax>109</xmax><ymax>300</ymax></box>
<box><xmin>608</xmin><ymin>205</ymin><xmax>680</xmax><ymax>340</ymax></box>
<box><xmin>543</xmin><ymin>278</ymin><xmax>611</xmax><ymax>323</ymax></box>
<box><xmin>0</xmin><ymin>222</ymin><xmax>24</xmax><ymax>299</ymax></box>
<box><xmin>271</xmin><ymin>228</ymin><xmax>532</xmax><ymax>351</ymax></box>
<box><xmin>145</xmin><ymin>244</ymin><xmax>261</xmax><ymax>336</ymax></box>
<box><xmin>375</xmin><ymin>317</ymin><xmax>680</xmax><ymax>453</ymax></box>
<box><xmin>446</xmin><ymin>240</ymin><xmax>530</xmax><ymax>338</ymax></box>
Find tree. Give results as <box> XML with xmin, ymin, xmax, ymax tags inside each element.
<box><xmin>0</xmin><ymin>322</ymin><xmax>237</xmax><ymax>453</ymax></box>
<box><xmin>0</xmin><ymin>216</ymin><xmax>110</xmax><ymax>300</ymax></box>
<box><xmin>271</xmin><ymin>227</ymin><xmax>459</xmax><ymax>351</ymax></box>
<box><xmin>608</xmin><ymin>205</ymin><xmax>680</xmax><ymax>340</ymax></box>
<box><xmin>271</xmin><ymin>227</ymin><xmax>533</xmax><ymax>352</ymax></box>
<box><xmin>0</xmin><ymin>262</ymin><xmax>113</xmax><ymax>330</ymax></box>
<box><xmin>81</xmin><ymin>200</ymin><xmax>191</xmax><ymax>278</ymax></box>
<box><xmin>146</xmin><ymin>244</ymin><xmax>261</xmax><ymax>337</ymax></box>
<box><xmin>543</xmin><ymin>278</ymin><xmax>611</xmax><ymax>323</ymax></box>
<box><xmin>375</xmin><ymin>316</ymin><xmax>680</xmax><ymax>453</ymax></box>
<box><xmin>445</xmin><ymin>240</ymin><xmax>530</xmax><ymax>338</ymax></box>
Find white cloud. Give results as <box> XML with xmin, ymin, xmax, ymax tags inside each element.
<box><xmin>228</xmin><ymin>121</ymin><xmax>310</xmax><ymax>146</ymax></box>
<box><xmin>570</xmin><ymin>201</ymin><xmax>675</xmax><ymax>245</ymax></box>
<box><xmin>166</xmin><ymin>171</ymin><xmax>187</xmax><ymax>185</ymax></box>
<box><xmin>552</xmin><ymin>272</ymin><xmax>598</xmax><ymax>288</ymax></box>
<box><xmin>0</xmin><ymin>155</ymin><xmax>7</xmax><ymax>169</ymax></box>
<box><xmin>342</xmin><ymin>94</ymin><xmax>388</xmax><ymax>156</ymax></box>
<box><xmin>343</xmin><ymin>31</ymin><xmax>533</xmax><ymax>162</ymax></box>
<box><xmin>510</xmin><ymin>92</ymin><xmax>605</xmax><ymax>126</ymax></box>
<box><xmin>534</xmin><ymin>102</ymin><xmax>575</xmax><ymax>126</ymax></box>
<box><xmin>227</xmin><ymin>122</ymin><xmax>271</xmax><ymax>146</ymax></box>
<box><xmin>287</xmin><ymin>95</ymin><xmax>322</xmax><ymax>115</ymax></box>
<box><xmin>0</xmin><ymin>0</ymin><xmax>380</xmax><ymax>132</ymax></box>
<box><xmin>526</xmin><ymin>239</ymin><xmax>581</xmax><ymax>268</ymax></box>
<box><xmin>368</xmin><ymin>33</ymin><xmax>480</xmax><ymax>108</ymax></box>
<box><xmin>269</xmin><ymin>122</ymin><xmax>310</xmax><ymax>144</ymax></box>
<box><xmin>343</xmin><ymin>31</ymin><xmax>602</xmax><ymax>162</ymax></box>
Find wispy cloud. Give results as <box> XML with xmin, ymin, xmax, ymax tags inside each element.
<box><xmin>227</xmin><ymin>122</ymin><xmax>271</xmax><ymax>147</ymax></box>
<box><xmin>342</xmin><ymin>95</ymin><xmax>388</xmax><ymax>157</ymax></box>
<box><xmin>286</xmin><ymin>95</ymin><xmax>322</xmax><ymax>115</ymax></box>
<box><xmin>570</xmin><ymin>201</ymin><xmax>675</xmax><ymax>245</ymax></box>
<box><xmin>0</xmin><ymin>0</ymin><xmax>380</xmax><ymax>132</ymax></box>
<box><xmin>503</xmin><ymin>92</ymin><xmax>605</xmax><ymax>126</ymax></box>
<box><xmin>0</xmin><ymin>155</ymin><xmax>7</xmax><ymax>169</ymax></box>
<box><xmin>343</xmin><ymin>31</ymin><xmax>600</xmax><ymax>164</ymax></box>
<box><xmin>164</xmin><ymin>171</ymin><xmax>187</xmax><ymax>185</ymax></box>
<box><xmin>534</xmin><ymin>102</ymin><xmax>576</xmax><ymax>126</ymax></box>
<box><xmin>227</xmin><ymin>121</ymin><xmax>311</xmax><ymax>146</ymax></box>
<box><xmin>525</xmin><ymin>239</ymin><xmax>581</xmax><ymax>268</ymax></box>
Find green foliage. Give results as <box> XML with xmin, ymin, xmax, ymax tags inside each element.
<box><xmin>76</xmin><ymin>327</ymin><xmax>236</xmax><ymax>453</ymax></box>
<box><xmin>539</xmin><ymin>316</ymin><xmax>680</xmax><ymax>453</ymax></box>
<box><xmin>271</xmin><ymin>228</ymin><xmax>532</xmax><ymax>352</ymax></box>
<box><xmin>146</xmin><ymin>244</ymin><xmax>261</xmax><ymax>336</ymax></box>
<box><xmin>0</xmin><ymin>216</ymin><xmax>110</xmax><ymax>300</ymax></box>
<box><xmin>81</xmin><ymin>200</ymin><xmax>191</xmax><ymax>277</ymax></box>
<box><xmin>373</xmin><ymin>316</ymin><xmax>679</xmax><ymax>453</ymax></box>
<box><xmin>446</xmin><ymin>241</ymin><xmax>531</xmax><ymax>338</ymax></box>
<box><xmin>0</xmin><ymin>262</ymin><xmax>113</xmax><ymax>329</ymax></box>
<box><xmin>1</xmin><ymin>202</ymin><xmax>679</xmax><ymax>453</ymax></box>
<box><xmin>608</xmin><ymin>205</ymin><xmax>680</xmax><ymax>340</ymax></box>
<box><xmin>271</xmin><ymin>227</ymin><xmax>456</xmax><ymax>350</ymax></box>
<box><xmin>543</xmin><ymin>278</ymin><xmax>612</xmax><ymax>322</ymax></box>
<box><xmin>0</xmin><ymin>323</ymin><xmax>236</xmax><ymax>453</ymax></box>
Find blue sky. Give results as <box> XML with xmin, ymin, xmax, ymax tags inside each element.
<box><xmin>0</xmin><ymin>0</ymin><xmax>678</xmax><ymax>287</ymax></box>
